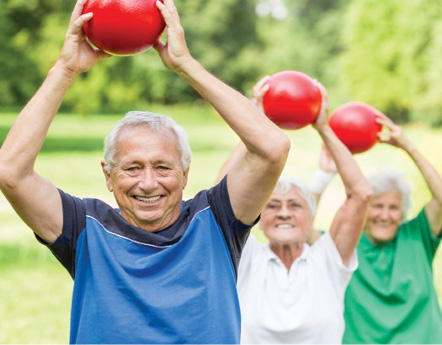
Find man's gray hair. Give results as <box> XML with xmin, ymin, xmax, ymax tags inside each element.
<box><xmin>102</xmin><ymin>111</ymin><xmax>192</xmax><ymax>174</ymax></box>
<box><xmin>276</xmin><ymin>175</ymin><xmax>317</xmax><ymax>219</ymax></box>
<box><xmin>367</xmin><ymin>169</ymin><xmax>412</xmax><ymax>222</ymax></box>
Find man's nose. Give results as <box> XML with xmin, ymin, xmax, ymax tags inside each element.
<box><xmin>139</xmin><ymin>168</ymin><xmax>159</xmax><ymax>191</ymax></box>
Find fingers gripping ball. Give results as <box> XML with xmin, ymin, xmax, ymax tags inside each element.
<box><xmin>262</xmin><ymin>71</ymin><xmax>322</xmax><ymax>130</ymax></box>
<box><xmin>329</xmin><ymin>102</ymin><xmax>382</xmax><ymax>154</ymax></box>
<box><xmin>82</xmin><ymin>0</ymin><xmax>166</xmax><ymax>56</ymax></box>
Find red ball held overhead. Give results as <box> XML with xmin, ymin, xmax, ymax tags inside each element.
<box><xmin>82</xmin><ymin>0</ymin><xmax>166</xmax><ymax>56</ymax></box>
<box><xmin>329</xmin><ymin>102</ymin><xmax>382</xmax><ymax>154</ymax></box>
<box><xmin>262</xmin><ymin>71</ymin><xmax>322</xmax><ymax>130</ymax></box>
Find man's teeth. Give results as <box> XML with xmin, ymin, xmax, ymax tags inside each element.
<box><xmin>135</xmin><ymin>196</ymin><xmax>160</xmax><ymax>203</ymax></box>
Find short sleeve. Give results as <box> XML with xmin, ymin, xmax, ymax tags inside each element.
<box><xmin>401</xmin><ymin>208</ymin><xmax>441</xmax><ymax>263</ymax></box>
<box><xmin>311</xmin><ymin>232</ymin><xmax>358</xmax><ymax>292</ymax></box>
<box><xmin>207</xmin><ymin>176</ymin><xmax>258</xmax><ymax>274</ymax></box>
<box><xmin>237</xmin><ymin>234</ymin><xmax>261</xmax><ymax>278</ymax></box>
<box><xmin>35</xmin><ymin>189</ymin><xmax>87</xmax><ymax>278</ymax></box>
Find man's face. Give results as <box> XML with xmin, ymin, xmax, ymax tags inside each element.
<box><xmin>365</xmin><ymin>190</ymin><xmax>403</xmax><ymax>244</ymax></box>
<box><xmin>260</xmin><ymin>185</ymin><xmax>312</xmax><ymax>245</ymax></box>
<box><xmin>102</xmin><ymin>125</ymin><xmax>189</xmax><ymax>232</ymax></box>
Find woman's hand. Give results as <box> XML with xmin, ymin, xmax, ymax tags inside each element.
<box><xmin>312</xmin><ymin>82</ymin><xmax>329</xmax><ymax>132</ymax></box>
<box><xmin>250</xmin><ymin>76</ymin><xmax>270</xmax><ymax>111</ymax></box>
<box><xmin>376</xmin><ymin>112</ymin><xmax>412</xmax><ymax>150</ymax></box>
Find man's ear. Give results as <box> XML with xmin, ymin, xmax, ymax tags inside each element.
<box><xmin>182</xmin><ymin>167</ymin><xmax>190</xmax><ymax>190</ymax></box>
<box><xmin>101</xmin><ymin>161</ymin><xmax>113</xmax><ymax>192</ymax></box>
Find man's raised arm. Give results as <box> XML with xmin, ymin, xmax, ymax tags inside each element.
<box><xmin>0</xmin><ymin>0</ymin><xmax>110</xmax><ymax>244</ymax></box>
<box><xmin>154</xmin><ymin>0</ymin><xmax>290</xmax><ymax>225</ymax></box>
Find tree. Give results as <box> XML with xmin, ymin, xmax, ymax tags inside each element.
<box><xmin>253</xmin><ymin>0</ymin><xmax>351</xmax><ymax>109</ymax></box>
<box><xmin>340</xmin><ymin>0</ymin><xmax>442</xmax><ymax>124</ymax></box>
<box><xmin>174</xmin><ymin>0</ymin><xmax>264</xmax><ymax>97</ymax></box>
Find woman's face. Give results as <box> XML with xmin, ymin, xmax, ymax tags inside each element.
<box><xmin>260</xmin><ymin>185</ymin><xmax>313</xmax><ymax>245</ymax></box>
<box><xmin>365</xmin><ymin>189</ymin><xmax>403</xmax><ymax>244</ymax></box>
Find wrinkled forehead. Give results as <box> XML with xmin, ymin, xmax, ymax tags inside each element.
<box><xmin>115</xmin><ymin>125</ymin><xmax>181</xmax><ymax>158</ymax></box>
<box><xmin>117</xmin><ymin>124</ymin><xmax>175</xmax><ymax>140</ymax></box>
<box><xmin>370</xmin><ymin>189</ymin><xmax>403</xmax><ymax>205</ymax></box>
<box><xmin>270</xmin><ymin>184</ymin><xmax>306</xmax><ymax>203</ymax></box>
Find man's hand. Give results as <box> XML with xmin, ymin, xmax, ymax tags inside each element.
<box><xmin>153</xmin><ymin>0</ymin><xmax>193</xmax><ymax>72</ymax></box>
<box><xmin>56</xmin><ymin>0</ymin><xmax>111</xmax><ymax>79</ymax></box>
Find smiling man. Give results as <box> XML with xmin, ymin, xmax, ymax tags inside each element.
<box><xmin>0</xmin><ymin>0</ymin><xmax>290</xmax><ymax>343</ymax></box>
<box><xmin>101</xmin><ymin>121</ymin><xmax>188</xmax><ymax>231</ymax></box>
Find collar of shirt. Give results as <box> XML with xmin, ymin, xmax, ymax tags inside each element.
<box><xmin>263</xmin><ymin>242</ymin><xmax>310</xmax><ymax>271</ymax></box>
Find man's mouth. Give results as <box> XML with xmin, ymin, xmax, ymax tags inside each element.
<box><xmin>134</xmin><ymin>195</ymin><xmax>161</xmax><ymax>203</ymax></box>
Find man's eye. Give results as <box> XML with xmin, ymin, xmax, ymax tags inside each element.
<box><xmin>127</xmin><ymin>167</ymin><xmax>140</xmax><ymax>172</ymax></box>
<box><xmin>158</xmin><ymin>166</ymin><xmax>170</xmax><ymax>170</ymax></box>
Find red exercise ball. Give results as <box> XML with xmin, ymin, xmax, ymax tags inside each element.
<box><xmin>262</xmin><ymin>71</ymin><xmax>322</xmax><ymax>130</ymax></box>
<box><xmin>329</xmin><ymin>102</ymin><xmax>382</xmax><ymax>154</ymax></box>
<box><xmin>82</xmin><ymin>0</ymin><xmax>166</xmax><ymax>56</ymax></box>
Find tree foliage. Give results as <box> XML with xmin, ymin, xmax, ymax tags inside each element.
<box><xmin>253</xmin><ymin>0</ymin><xmax>350</xmax><ymax>109</ymax></box>
<box><xmin>340</xmin><ymin>0</ymin><xmax>442</xmax><ymax>124</ymax></box>
<box><xmin>2</xmin><ymin>0</ymin><xmax>442</xmax><ymax>124</ymax></box>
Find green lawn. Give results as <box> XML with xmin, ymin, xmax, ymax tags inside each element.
<box><xmin>1</xmin><ymin>107</ymin><xmax>442</xmax><ymax>343</ymax></box>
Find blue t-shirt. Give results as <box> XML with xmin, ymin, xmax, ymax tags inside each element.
<box><xmin>41</xmin><ymin>177</ymin><xmax>252</xmax><ymax>344</ymax></box>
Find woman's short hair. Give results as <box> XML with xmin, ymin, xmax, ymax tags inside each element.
<box><xmin>367</xmin><ymin>169</ymin><xmax>412</xmax><ymax>222</ymax></box>
<box><xmin>276</xmin><ymin>176</ymin><xmax>317</xmax><ymax>219</ymax></box>
<box><xmin>102</xmin><ymin>111</ymin><xmax>192</xmax><ymax>174</ymax></box>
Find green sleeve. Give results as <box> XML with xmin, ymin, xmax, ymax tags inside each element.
<box><xmin>400</xmin><ymin>207</ymin><xmax>441</xmax><ymax>263</ymax></box>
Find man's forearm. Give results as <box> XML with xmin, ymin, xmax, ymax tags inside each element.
<box><xmin>175</xmin><ymin>58</ymin><xmax>288</xmax><ymax>161</ymax></box>
<box><xmin>0</xmin><ymin>64</ymin><xmax>74</xmax><ymax>180</ymax></box>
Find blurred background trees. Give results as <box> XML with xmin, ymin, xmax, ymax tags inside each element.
<box><xmin>1</xmin><ymin>0</ymin><xmax>442</xmax><ymax>125</ymax></box>
<box><xmin>340</xmin><ymin>0</ymin><xmax>442</xmax><ymax>125</ymax></box>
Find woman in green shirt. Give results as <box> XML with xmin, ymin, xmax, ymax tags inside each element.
<box><xmin>342</xmin><ymin>113</ymin><xmax>442</xmax><ymax>343</ymax></box>
<box><xmin>311</xmin><ymin>111</ymin><xmax>442</xmax><ymax>343</ymax></box>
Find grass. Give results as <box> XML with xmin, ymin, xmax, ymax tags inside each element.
<box><xmin>1</xmin><ymin>106</ymin><xmax>442</xmax><ymax>343</ymax></box>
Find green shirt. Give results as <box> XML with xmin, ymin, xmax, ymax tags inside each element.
<box><xmin>343</xmin><ymin>208</ymin><xmax>442</xmax><ymax>344</ymax></box>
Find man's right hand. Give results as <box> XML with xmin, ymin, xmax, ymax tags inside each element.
<box><xmin>56</xmin><ymin>0</ymin><xmax>111</xmax><ymax>79</ymax></box>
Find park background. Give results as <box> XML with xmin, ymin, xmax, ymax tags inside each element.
<box><xmin>1</xmin><ymin>0</ymin><xmax>442</xmax><ymax>343</ymax></box>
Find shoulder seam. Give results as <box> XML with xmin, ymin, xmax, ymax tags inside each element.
<box><xmin>85</xmin><ymin>215</ymin><xmax>172</xmax><ymax>248</ymax></box>
<box><xmin>85</xmin><ymin>206</ymin><xmax>212</xmax><ymax>248</ymax></box>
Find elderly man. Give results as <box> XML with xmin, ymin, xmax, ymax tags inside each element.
<box><xmin>0</xmin><ymin>0</ymin><xmax>290</xmax><ymax>343</ymax></box>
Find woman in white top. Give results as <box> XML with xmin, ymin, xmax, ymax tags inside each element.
<box><xmin>217</xmin><ymin>78</ymin><xmax>372</xmax><ymax>343</ymax></box>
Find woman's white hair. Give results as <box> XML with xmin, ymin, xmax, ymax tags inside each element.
<box><xmin>367</xmin><ymin>169</ymin><xmax>412</xmax><ymax>222</ymax></box>
<box><xmin>276</xmin><ymin>175</ymin><xmax>317</xmax><ymax>219</ymax></box>
<box><xmin>102</xmin><ymin>111</ymin><xmax>192</xmax><ymax>174</ymax></box>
